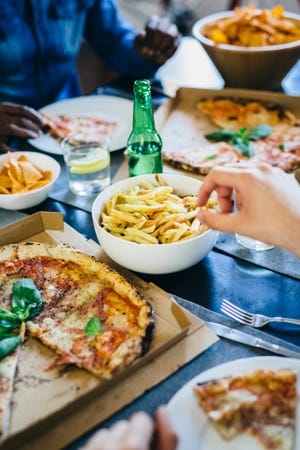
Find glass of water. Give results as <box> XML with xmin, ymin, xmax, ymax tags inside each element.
<box><xmin>61</xmin><ymin>133</ymin><xmax>111</xmax><ymax>196</ymax></box>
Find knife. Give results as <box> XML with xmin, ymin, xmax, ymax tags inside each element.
<box><xmin>207</xmin><ymin>321</ymin><xmax>300</xmax><ymax>359</ymax></box>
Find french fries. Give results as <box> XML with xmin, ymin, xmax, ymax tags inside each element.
<box><xmin>99</xmin><ymin>175</ymin><xmax>217</xmax><ymax>245</ymax></box>
<box><xmin>202</xmin><ymin>4</ymin><xmax>300</xmax><ymax>47</ymax></box>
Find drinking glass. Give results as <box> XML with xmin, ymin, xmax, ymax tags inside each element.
<box><xmin>233</xmin><ymin>191</ymin><xmax>273</xmax><ymax>251</ymax></box>
<box><xmin>235</xmin><ymin>234</ymin><xmax>274</xmax><ymax>251</ymax></box>
<box><xmin>61</xmin><ymin>133</ymin><xmax>111</xmax><ymax>196</ymax></box>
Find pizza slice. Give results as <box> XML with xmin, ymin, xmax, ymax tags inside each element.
<box><xmin>196</xmin><ymin>98</ymin><xmax>296</xmax><ymax>130</ymax></box>
<box><xmin>0</xmin><ymin>243</ymin><xmax>154</xmax><ymax>380</ymax></box>
<box><xmin>193</xmin><ymin>368</ymin><xmax>298</xmax><ymax>450</ymax></box>
<box><xmin>0</xmin><ymin>324</ymin><xmax>25</xmax><ymax>440</ymax></box>
<box><xmin>42</xmin><ymin>113</ymin><xmax>117</xmax><ymax>143</ymax></box>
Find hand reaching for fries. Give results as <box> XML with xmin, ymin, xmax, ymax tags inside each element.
<box><xmin>99</xmin><ymin>175</ymin><xmax>217</xmax><ymax>245</ymax></box>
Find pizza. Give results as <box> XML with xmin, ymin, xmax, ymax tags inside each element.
<box><xmin>0</xmin><ymin>242</ymin><xmax>154</xmax><ymax>437</ymax></box>
<box><xmin>42</xmin><ymin>112</ymin><xmax>117</xmax><ymax>143</ymax></box>
<box><xmin>196</xmin><ymin>98</ymin><xmax>296</xmax><ymax>130</ymax></box>
<box><xmin>162</xmin><ymin>97</ymin><xmax>300</xmax><ymax>174</ymax></box>
<box><xmin>193</xmin><ymin>368</ymin><xmax>298</xmax><ymax>450</ymax></box>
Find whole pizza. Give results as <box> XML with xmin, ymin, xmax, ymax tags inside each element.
<box><xmin>0</xmin><ymin>242</ymin><xmax>154</xmax><ymax>438</ymax></box>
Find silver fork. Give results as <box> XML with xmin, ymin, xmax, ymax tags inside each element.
<box><xmin>221</xmin><ymin>298</ymin><xmax>300</xmax><ymax>328</ymax></box>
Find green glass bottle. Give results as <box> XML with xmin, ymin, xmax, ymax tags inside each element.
<box><xmin>127</xmin><ymin>79</ymin><xmax>163</xmax><ymax>177</ymax></box>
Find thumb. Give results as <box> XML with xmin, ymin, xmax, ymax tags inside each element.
<box><xmin>198</xmin><ymin>209</ymin><xmax>240</xmax><ymax>234</ymax></box>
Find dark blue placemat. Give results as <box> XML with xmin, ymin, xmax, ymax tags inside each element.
<box><xmin>215</xmin><ymin>232</ymin><xmax>300</xmax><ymax>281</ymax></box>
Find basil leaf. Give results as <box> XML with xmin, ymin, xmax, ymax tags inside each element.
<box><xmin>205</xmin><ymin>129</ymin><xmax>236</xmax><ymax>142</ymax></box>
<box><xmin>0</xmin><ymin>309</ymin><xmax>21</xmax><ymax>332</ymax></box>
<box><xmin>232</xmin><ymin>137</ymin><xmax>255</xmax><ymax>158</ymax></box>
<box><xmin>203</xmin><ymin>154</ymin><xmax>217</xmax><ymax>161</ymax></box>
<box><xmin>247</xmin><ymin>124</ymin><xmax>272</xmax><ymax>140</ymax></box>
<box><xmin>0</xmin><ymin>335</ymin><xmax>21</xmax><ymax>360</ymax></box>
<box><xmin>12</xmin><ymin>278</ymin><xmax>43</xmax><ymax>321</ymax></box>
<box><xmin>85</xmin><ymin>317</ymin><xmax>102</xmax><ymax>336</ymax></box>
<box><xmin>279</xmin><ymin>143</ymin><xmax>285</xmax><ymax>151</ymax></box>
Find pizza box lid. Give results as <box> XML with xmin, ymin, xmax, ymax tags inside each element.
<box><xmin>0</xmin><ymin>211</ymin><xmax>218</xmax><ymax>450</ymax></box>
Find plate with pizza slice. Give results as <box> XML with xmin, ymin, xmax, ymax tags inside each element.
<box><xmin>29</xmin><ymin>95</ymin><xmax>133</xmax><ymax>154</ymax></box>
<box><xmin>167</xmin><ymin>356</ymin><xmax>300</xmax><ymax>450</ymax></box>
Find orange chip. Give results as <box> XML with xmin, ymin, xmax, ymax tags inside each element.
<box><xmin>0</xmin><ymin>186</ymin><xmax>10</xmax><ymax>194</ymax></box>
<box><xmin>0</xmin><ymin>174</ymin><xmax>12</xmax><ymax>189</ymax></box>
<box><xmin>18</xmin><ymin>160</ymin><xmax>44</xmax><ymax>186</ymax></box>
<box><xmin>6</xmin><ymin>153</ymin><xmax>24</xmax><ymax>185</ymax></box>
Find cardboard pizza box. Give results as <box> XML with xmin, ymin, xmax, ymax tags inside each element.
<box><xmin>0</xmin><ymin>211</ymin><xmax>218</xmax><ymax>450</ymax></box>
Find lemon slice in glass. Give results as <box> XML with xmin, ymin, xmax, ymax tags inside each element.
<box><xmin>69</xmin><ymin>148</ymin><xmax>110</xmax><ymax>174</ymax></box>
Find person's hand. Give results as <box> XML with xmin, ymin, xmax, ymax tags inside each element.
<box><xmin>0</xmin><ymin>102</ymin><xmax>46</xmax><ymax>152</ymax></box>
<box><xmin>134</xmin><ymin>15</ymin><xmax>181</xmax><ymax>66</ymax></box>
<box><xmin>83</xmin><ymin>406</ymin><xmax>178</xmax><ymax>450</ymax></box>
<box><xmin>197</xmin><ymin>164</ymin><xmax>300</xmax><ymax>256</ymax></box>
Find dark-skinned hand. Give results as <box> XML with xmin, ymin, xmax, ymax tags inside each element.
<box><xmin>134</xmin><ymin>15</ymin><xmax>181</xmax><ymax>66</ymax></box>
<box><xmin>0</xmin><ymin>102</ymin><xmax>46</xmax><ymax>153</ymax></box>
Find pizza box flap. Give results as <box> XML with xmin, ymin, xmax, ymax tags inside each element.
<box><xmin>0</xmin><ymin>212</ymin><xmax>218</xmax><ymax>450</ymax></box>
<box><xmin>0</xmin><ymin>211</ymin><xmax>64</xmax><ymax>245</ymax></box>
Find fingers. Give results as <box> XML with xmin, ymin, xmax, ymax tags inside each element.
<box><xmin>154</xmin><ymin>406</ymin><xmax>178</xmax><ymax>450</ymax></box>
<box><xmin>0</xmin><ymin>102</ymin><xmax>44</xmax><ymax>140</ymax></box>
<box><xmin>198</xmin><ymin>208</ymin><xmax>240</xmax><ymax>234</ymax></box>
<box><xmin>84</xmin><ymin>412</ymin><xmax>154</xmax><ymax>450</ymax></box>
<box><xmin>0</xmin><ymin>102</ymin><xmax>44</xmax><ymax>126</ymax></box>
<box><xmin>123</xmin><ymin>412</ymin><xmax>154</xmax><ymax>450</ymax></box>
<box><xmin>135</xmin><ymin>15</ymin><xmax>181</xmax><ymax>65</ymax></box>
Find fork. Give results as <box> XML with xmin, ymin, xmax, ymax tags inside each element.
<box><xmin>221</xmin><ymin>298</ymin><xmax>300</xmax><ymax>328</ymax></box>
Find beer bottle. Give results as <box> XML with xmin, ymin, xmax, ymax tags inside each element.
<box><xmin>127</xmin><ymin>79</ymin><xmax>163</xmax><ymax>177</ymax></box>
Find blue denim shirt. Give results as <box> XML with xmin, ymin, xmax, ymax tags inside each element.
<box><xmin>0</xmin><ymin>0</ymin><xmax>157</xmax><ymax>108</ymax></box>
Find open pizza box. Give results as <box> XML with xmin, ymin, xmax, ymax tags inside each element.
<box><xmin>115</xmin><ymin>86</ymin><xmax>300</xmax><ymax>182</ymax></box>
<box><xmin>0</xmin><ymin>211</ymin><xmax>218</xmax><ymax>450</ymax></box>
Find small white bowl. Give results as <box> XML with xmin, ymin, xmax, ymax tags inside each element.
<box><xmin>0</xmin><ymin>151</ymin><xmax>60</xmax><ymax>210</ymax></box>
<box><xmin>92</xmin><ymin>173</ymin><xmax>218</xmax><ymax>274</ymax></box>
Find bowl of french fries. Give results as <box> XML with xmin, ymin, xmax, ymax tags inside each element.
<box><xmin>91</xmin><ymin>173</ymin><xmax>219</xmax><ymax>274</ymax></box>
<box><xmin>0</xmin><ymin>151</ymin><xmax>60</xmax><ymax>210</ymax></box>
<box><xmin>192</xmin><ymin>4</ymin><xmax>300</xmax><ymax>89</ymax></box>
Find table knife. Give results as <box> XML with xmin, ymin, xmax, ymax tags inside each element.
<box><xmin>206</xmin><ymin>321</ymin><xmax>300</xmax><ymax>359</ymax></box>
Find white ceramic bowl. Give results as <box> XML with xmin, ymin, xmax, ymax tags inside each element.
<box><xmin>0</xmin><ymin>151</ymin><xmax>60</xmax><ymax>210</ymax></box>
<box><xmin>192</xmin><ymin>10</ymin><xmax>300</xmax><ymax>90</ymax></box>
<box><xmin>92</xmin><ymin>173</ymin><xmax>218</xmax><ymax>274</ymax></box>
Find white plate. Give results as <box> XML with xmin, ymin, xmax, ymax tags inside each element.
<box><xmin>167</xmin><ymin>356</ymin><xmax>300</xmax><ymax>450</ymax></box>
<box><xmin>29</xmin><ymin>95</ymin><xmax>133</xmax><ymax>154</ymax></box>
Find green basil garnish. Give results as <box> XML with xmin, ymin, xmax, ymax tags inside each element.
<box><xmin>12</xmin><ymin>278</ymin><xmax>43</xmax><ymax>321</ymax></box>
<box><xmin>0</xmin><ymin>335</ymin><xmax>22</xmax><ymax>360</ymax></box>
<box><xmin>85</xmin><ymin>317</ymin><xmax>103</xmax><ymax>336</ymax></box>
<box><xmin>205</xmin><ymin>124</ymin><xmax>272</xmax><ymax>159</ymax></box>
<box><xmin>247</xmin><ymin>124</ymin><xmax>272</xmax><ymax>140</ymax></box>
<box><xmin>0</xmin><ymin>278</ymin><xmax>43</xmax><ymax>360</ymax></box>
<box><xmin>203</xmin><ymin>154</ymin><xmax>217</xmax><ymax>161</ymax></box>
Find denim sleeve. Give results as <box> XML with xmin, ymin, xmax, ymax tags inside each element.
<box><xmin>84</xmin><ymin>0</ymin><xmax>158</xmax><ymax>78</ymax></box>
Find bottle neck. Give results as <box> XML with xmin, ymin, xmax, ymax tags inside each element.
<box><xmin>132</xmin><ymin>83</ymin><xmax>156</xmax><ymax>131</ymax></box>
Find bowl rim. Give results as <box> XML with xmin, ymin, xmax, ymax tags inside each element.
<box><xmin>192</xmin><ymin>10</ymin><xmax>300</xmax><ymax>52</ymax></box>
<box><xmin>0</xmin><ymin>151</ymin><xmax>61</xmax><ymax>197</ymax></box>
<box><xmin>92</xmin><ymin>173</ymin><xmax>218</xmax><ymax>247</ymax></box>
